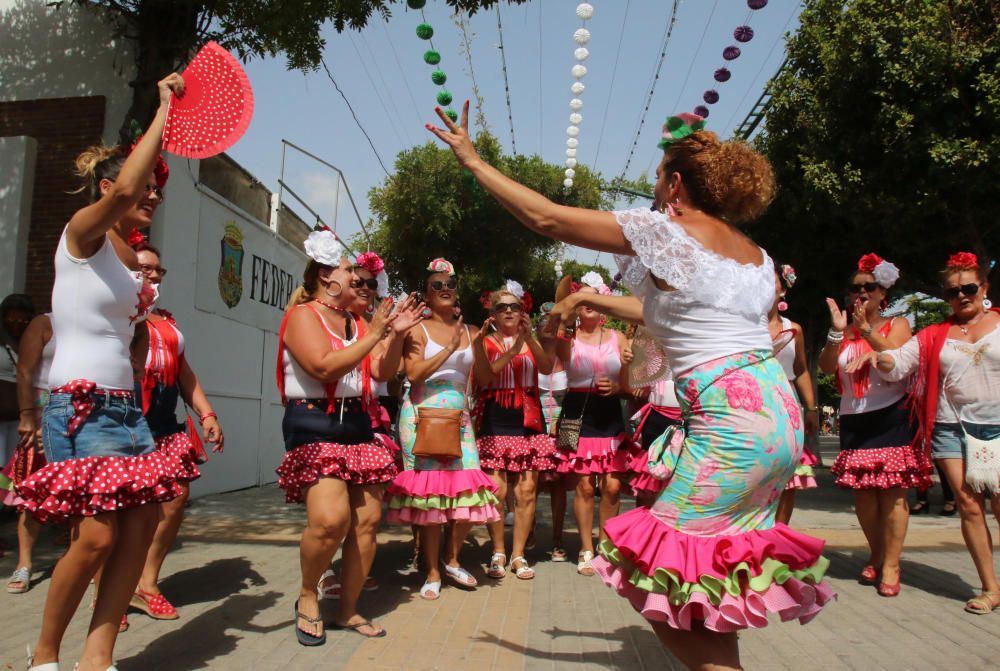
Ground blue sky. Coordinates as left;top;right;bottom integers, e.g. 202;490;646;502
227;0;802;268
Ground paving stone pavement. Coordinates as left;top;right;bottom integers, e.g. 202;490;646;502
2;450;998;671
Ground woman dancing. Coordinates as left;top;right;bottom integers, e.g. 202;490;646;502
476;282;557;580
819;253;926;596
386;258;499;600
276;233;420;644
129;242;224;621
850;252;1000;613
429;104;833;670
18;73;186;671
769;265;820;524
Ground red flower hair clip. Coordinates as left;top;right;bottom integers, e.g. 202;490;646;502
127;229;146;248
857;253;883;273
946;252;979;269
355;251;385;275
522;291;534;314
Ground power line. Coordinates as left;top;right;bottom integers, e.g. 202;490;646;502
379;20;425;131
724;2;801;134
347;34;407;147
359;30;417;144
620;0;681;178
664;0;720;119
320;58;390;177
496;5;518;155
593;0;631;167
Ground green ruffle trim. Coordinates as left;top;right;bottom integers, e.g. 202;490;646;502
0;472;14;493
387;487;499;511
598;538;830;607
793;463;815;477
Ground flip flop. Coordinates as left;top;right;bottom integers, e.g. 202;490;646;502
441;563;478;589
419;580;441;600
294;599;326;646
332;619;387;638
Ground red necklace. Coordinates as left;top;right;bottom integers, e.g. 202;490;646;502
314;298;346;313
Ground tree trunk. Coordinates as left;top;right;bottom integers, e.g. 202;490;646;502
116;0;205;143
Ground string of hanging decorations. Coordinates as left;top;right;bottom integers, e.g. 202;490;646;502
692;0;768;119
408;0;459;123
564;2;594;189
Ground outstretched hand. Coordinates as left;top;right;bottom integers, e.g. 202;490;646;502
426;101;480;169
391;293;426;334
825;298;848;332
843;351;878;374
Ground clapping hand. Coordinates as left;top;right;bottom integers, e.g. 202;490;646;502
825;298;848;332
391;293;426;335
370;298;399;338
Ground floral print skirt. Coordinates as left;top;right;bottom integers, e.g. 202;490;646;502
593;350;835;632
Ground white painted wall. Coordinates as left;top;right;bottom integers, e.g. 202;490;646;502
0;136;35;296
0;0;135;142
1;1;307;495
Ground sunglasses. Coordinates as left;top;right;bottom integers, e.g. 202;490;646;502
943;283;981;301
144;183;165;200
139;263;168;277
492;302;522;314
429;279;458;292
847;282;879;294
351;278;379;290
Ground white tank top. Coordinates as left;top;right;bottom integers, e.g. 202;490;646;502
48;231;146;390
775;317;797;381
33;316;56;391
283;305;363;399
539;370;568;393
838;346;905;415
421;322;473;386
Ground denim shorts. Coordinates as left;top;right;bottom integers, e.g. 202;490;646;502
42;392;156;463
931;422;1000;460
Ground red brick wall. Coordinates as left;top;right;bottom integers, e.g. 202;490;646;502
0;96;106;312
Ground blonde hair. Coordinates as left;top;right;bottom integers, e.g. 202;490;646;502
489;289;520;310
74;145;127;202
664;131;776;224
286;259;324;309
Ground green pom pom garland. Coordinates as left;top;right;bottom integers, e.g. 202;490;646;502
445;108;458;122
431;69;447;85
416;22;434;40
436;90;453;106
423;50;441;65
406;0;426;9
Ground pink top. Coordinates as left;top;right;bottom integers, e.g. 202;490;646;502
566;330;622;388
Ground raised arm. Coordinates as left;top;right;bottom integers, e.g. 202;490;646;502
67;74;184;258
428;101;632;255
547;293;644;334
371;295;425;382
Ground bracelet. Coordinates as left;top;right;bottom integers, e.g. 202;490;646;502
859;325;873;338
804;407;819;413
199;412;217;424
826;329;844;344
18;408;34;414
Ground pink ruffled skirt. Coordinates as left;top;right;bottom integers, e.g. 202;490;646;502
785;445;818;491
593;350;835;631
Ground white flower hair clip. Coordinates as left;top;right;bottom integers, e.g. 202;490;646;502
303;230;345;267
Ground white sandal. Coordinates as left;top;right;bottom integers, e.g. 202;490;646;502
8;566;31;594
317;569;340;600
442;563;478;589
419;580;441;600
27;644;59;671
577;550;595;576
509;556;535;580
487;552;507;579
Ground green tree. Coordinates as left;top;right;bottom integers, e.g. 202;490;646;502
75;0;529;138
750;0;999;351
364;132;649;324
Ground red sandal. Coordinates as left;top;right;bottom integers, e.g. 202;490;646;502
131;587;179;620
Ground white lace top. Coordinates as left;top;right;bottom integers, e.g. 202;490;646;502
614;208;775;376
880;323;1000;425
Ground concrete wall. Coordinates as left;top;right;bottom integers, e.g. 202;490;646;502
0;136;35;297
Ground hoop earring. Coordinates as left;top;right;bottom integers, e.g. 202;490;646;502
984;298;993;310
325;279;343;299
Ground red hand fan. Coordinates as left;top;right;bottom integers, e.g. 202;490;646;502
162;41;254;159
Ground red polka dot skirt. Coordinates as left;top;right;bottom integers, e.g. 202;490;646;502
156;431;202;483
477;434;561;473
830;445;932;490
14;451;185;523
276;435;399;503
